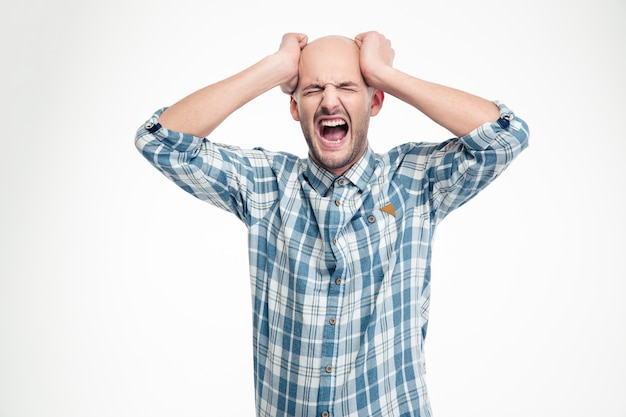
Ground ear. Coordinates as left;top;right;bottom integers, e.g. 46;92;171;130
370;90;384;117
289;96;300;121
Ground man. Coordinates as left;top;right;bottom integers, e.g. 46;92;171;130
135;31;529;417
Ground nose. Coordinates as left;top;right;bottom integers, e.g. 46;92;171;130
321;86;341;113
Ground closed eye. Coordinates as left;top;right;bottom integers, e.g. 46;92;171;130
337;82;359;92
301;82;360;96
302;87;324;96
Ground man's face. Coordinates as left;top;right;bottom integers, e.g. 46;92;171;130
290;36;383;177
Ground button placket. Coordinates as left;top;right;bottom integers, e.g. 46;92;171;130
317;181;350;411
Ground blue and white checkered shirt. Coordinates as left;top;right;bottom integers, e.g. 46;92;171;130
135;102;529;417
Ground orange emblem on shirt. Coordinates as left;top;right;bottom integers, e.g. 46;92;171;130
380;203;396;217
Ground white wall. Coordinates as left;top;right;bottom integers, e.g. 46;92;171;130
1;0;624;416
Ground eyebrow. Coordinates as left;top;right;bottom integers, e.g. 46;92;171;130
302;81;360;91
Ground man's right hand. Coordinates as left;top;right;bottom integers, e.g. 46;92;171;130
159;32;308;137
277;33;308;95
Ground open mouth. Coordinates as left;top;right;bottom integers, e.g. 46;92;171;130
318;118;349;143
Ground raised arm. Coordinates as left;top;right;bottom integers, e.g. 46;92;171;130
354;31;499;137
158;33;308;138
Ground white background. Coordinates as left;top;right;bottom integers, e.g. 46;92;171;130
1;0;625;416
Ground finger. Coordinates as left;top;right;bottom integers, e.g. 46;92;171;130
283;33;308;48
354;32;369;48
297;34;308;49
354;31;380;44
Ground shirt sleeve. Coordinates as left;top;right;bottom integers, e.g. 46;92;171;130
134;108;283;225
425;102;530;223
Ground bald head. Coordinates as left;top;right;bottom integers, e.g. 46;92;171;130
302;35;358;56
295;35;366;96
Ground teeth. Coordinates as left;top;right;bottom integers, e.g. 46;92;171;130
321;119;346;127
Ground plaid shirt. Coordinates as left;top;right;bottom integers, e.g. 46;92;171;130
135;102;529;417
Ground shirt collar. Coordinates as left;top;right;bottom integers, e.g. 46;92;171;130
305;147;376;196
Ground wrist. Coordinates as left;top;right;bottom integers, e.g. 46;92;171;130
264;52;298;95
363;64;395;91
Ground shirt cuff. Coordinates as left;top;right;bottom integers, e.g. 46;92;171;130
460;101;523;150
139;107;204;153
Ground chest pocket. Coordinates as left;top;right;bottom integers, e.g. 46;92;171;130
347;203;399;281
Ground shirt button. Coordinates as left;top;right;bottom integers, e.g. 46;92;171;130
335;278;342;285
338;179;346;186
322;412;329;417
332;238;337;245
325;365;333;373
335;200;341;207
145;121;154;129
329;317;337;325
368;215;376;223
